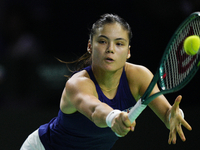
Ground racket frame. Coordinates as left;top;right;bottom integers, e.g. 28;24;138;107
127;12;200;123
141;12;200;105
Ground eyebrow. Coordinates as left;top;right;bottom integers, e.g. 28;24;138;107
98;35;127;42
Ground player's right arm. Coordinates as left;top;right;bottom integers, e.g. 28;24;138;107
60;70;134;136
60;70;112;127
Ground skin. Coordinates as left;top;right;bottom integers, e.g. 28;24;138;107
60;22;192;143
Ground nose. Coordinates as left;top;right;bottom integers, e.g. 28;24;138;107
106;42;114;53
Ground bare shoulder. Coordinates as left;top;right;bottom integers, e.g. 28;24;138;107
124;62;154;100
66;70;95;91
60;70;97;114
125;62;153;80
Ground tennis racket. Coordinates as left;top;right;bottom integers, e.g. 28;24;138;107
128;12;200;123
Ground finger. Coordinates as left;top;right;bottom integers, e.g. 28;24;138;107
130;121;136;131
113;127;128;137
115;124;129;137
122;114;136;132
177;125;186;142
180;119;192;131
168;131;172;144
174;95;182;108
172;134;177;144
168;124;175;144
120;113;131;133
171;128;177;144
168;129;174;144
112;113;130;136
121;112;132;127
168;127;177;144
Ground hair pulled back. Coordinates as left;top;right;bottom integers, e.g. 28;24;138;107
59;14;132;76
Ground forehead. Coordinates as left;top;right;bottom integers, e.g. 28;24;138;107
94;23;129;39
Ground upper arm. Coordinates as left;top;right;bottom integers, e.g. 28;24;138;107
64;74;99;119
60;71;113;126
126;63;171;124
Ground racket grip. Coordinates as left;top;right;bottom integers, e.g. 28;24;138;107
115;99;147;137
128;98;147;123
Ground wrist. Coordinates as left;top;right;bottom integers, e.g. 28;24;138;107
168;108;184;122
106;110;121;127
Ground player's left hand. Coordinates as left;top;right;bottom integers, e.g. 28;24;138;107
168;95;192;144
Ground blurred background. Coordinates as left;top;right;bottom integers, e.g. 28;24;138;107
0;0;200;149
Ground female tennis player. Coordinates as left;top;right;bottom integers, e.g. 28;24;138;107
20;14;192;150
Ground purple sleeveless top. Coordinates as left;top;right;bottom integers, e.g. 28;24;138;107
39;66;136;150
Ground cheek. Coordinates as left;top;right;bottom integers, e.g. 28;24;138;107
118;50;129;59
92;48;100;57
93;45;104;56
92;48;103;61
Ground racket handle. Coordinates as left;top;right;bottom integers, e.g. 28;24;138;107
128;98;147;123
115;99;147;137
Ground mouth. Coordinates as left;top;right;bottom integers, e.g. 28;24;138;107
105;57;114;62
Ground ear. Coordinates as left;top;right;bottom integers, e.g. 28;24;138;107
87;40;92;54
127;46;131;59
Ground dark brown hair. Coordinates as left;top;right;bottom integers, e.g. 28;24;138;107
60;13;132;77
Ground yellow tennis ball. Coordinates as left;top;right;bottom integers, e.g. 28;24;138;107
184;35;200;55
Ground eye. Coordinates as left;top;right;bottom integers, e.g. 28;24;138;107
116;42;124;46
98;40;107;44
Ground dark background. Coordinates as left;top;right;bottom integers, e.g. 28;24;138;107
0;0;200;149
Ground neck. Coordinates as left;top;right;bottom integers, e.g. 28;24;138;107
92;66;123;91
99;82;119;92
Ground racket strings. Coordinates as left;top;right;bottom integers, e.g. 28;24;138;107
160;17;200;90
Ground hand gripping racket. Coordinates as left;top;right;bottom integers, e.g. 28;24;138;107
128;12;200;123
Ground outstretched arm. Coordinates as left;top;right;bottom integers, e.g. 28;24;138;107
61;71;136;137
125;63;192;144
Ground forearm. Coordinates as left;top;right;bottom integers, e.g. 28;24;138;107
91;103;113;128
148;95;172;128
165;109;171;129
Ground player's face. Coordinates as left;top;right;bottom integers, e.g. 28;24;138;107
88;23;131;71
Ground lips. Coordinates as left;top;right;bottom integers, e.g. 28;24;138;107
106;58;113;61
105;57;114;62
